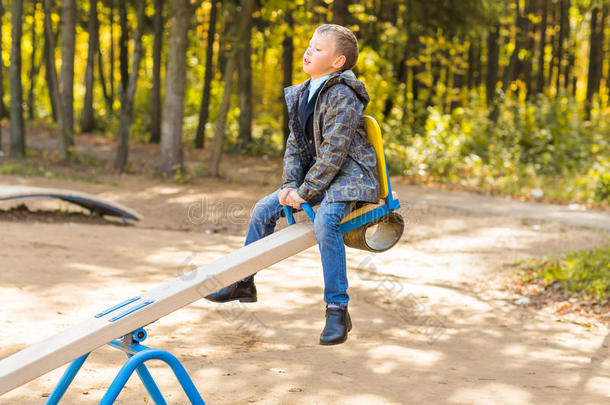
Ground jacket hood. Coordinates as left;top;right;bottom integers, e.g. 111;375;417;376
325;70;370;107
284;69;370;113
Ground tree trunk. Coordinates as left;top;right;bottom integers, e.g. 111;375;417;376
208;0;254;177
10;0;25;156
467;39;481;91
237;1;253;147
97;40;111;114
43;2;58;123
535;0;549;94
281;9;294;152
502;0;526;93
150;0;165;144
115;0;145;172
597;5;607;103
520;0;535;98
216;1;235;80
27;0;38;120
0;0;7;120
81;0;99;132
556;0;569;92
43;0;70;160
60;0;75;137
450;43;465;111
486;25;500;107
332;0;349;25
109;0;115;110
96;0;111;115
208;58;235;177
119;0;129;94
585;7;601;119
546;0;559;89
195;0;217;149
487;24;501;122
159;0;191;176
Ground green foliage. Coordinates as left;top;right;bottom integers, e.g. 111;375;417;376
521;244;610;302
0;161;104;184
384;93;610;205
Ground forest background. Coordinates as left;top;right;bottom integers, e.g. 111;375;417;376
0;0;609;206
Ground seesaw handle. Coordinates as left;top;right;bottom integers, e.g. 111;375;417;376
282;203;315;225
283;205;295;225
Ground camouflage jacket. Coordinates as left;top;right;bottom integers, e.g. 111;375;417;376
282;70;380;204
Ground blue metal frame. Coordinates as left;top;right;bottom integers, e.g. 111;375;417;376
282;157;400;233
45;328;205;405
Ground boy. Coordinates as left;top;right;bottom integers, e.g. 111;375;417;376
207;24;379;345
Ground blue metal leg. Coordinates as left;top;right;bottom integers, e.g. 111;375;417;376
283;205;295;225
45;353;90;405
100;348;205;405
132;357;167;405
301;203;315;222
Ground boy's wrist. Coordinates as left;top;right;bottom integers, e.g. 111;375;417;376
296;184;316;202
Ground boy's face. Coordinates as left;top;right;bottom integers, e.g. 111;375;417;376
303;32;346;80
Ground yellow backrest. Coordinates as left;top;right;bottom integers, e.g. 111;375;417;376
364;115;389;199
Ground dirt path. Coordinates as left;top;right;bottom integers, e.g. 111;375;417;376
0;172;608;404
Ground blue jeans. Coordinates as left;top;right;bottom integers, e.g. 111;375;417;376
244;188;354;307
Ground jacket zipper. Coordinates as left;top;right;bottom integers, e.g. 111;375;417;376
312;73;339;157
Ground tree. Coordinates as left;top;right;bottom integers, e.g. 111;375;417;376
585;6;603;119
81;0;99;132
487;24;500;122
149;0;165;144
195;0;218;149
27;0;40;120
535;0;549;95
10;0;25;156
237;0;254;147
281;9;294;151
118;0;129;94
43;0;70;160
501;0;528;93
0;0;6;120
486;24;500;107
332;0;350;25
43;0;58;123
467;39;481;91
159;0;191;175
60;0;76;136
556;0;570;91
208;0;254;177
109;0;116;111
115;0;145;172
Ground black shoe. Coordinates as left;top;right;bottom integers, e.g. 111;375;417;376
319;307;352;345
205;278;257;303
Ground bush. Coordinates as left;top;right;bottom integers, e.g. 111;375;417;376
385;94;610;205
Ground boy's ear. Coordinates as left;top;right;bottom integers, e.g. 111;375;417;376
332;55;347;70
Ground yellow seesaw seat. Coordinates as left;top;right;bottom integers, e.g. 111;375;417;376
341;115;396;224
339;115;404;252
364;115;389;199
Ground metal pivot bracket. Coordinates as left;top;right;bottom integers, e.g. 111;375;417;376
45;328;205;405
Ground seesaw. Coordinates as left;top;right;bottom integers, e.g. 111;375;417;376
0;186;143;222
0;116;404;403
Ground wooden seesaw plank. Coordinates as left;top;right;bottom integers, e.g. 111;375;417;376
0;222;316;395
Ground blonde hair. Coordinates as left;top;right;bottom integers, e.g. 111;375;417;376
315;24;359;71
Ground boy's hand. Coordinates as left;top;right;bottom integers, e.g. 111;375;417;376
278;188;291;206
286;189;307;209
279;188;306;209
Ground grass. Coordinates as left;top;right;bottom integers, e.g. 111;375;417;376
520;244;610;303
0;161;111;185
